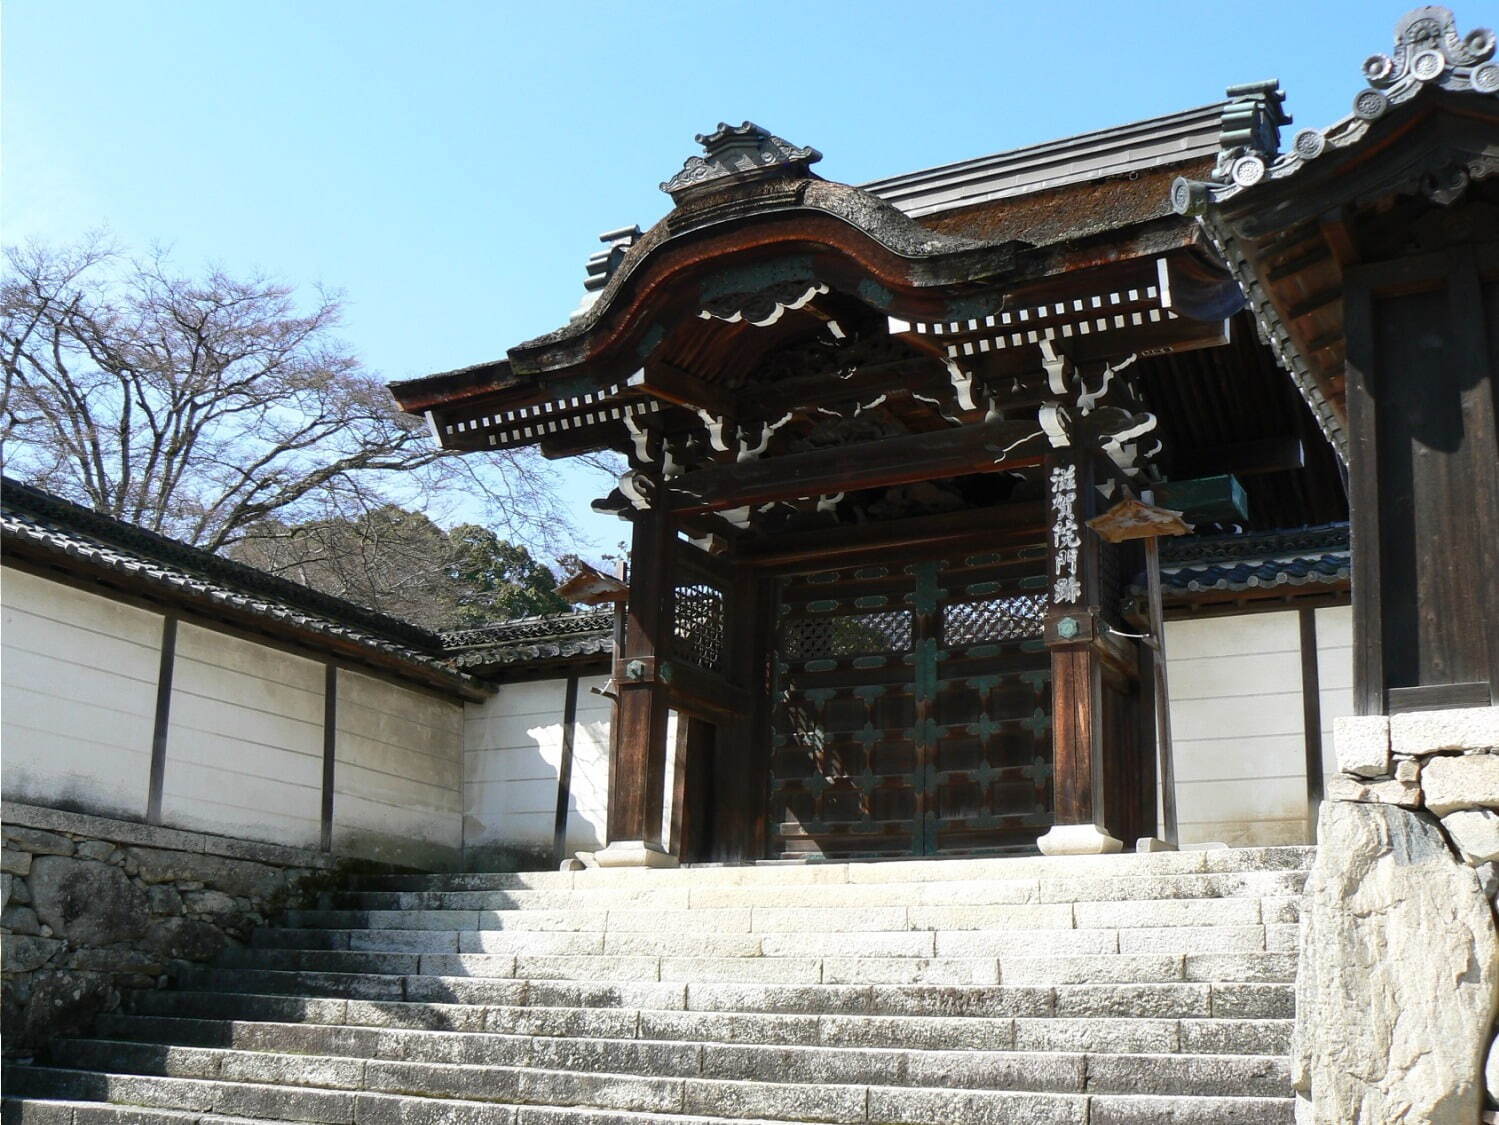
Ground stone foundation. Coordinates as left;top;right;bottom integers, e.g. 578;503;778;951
1;801;339;1053
1295;707;1499;1123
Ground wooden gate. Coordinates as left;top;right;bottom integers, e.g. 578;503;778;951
767;544;1054;859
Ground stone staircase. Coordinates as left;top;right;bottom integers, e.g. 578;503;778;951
3;846;1312;1125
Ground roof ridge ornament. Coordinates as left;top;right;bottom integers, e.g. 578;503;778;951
660;121;823;203
1173;5;1497;217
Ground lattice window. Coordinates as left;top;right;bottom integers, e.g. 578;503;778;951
943;593;1045;646
673;583;724;672
782;610;913;660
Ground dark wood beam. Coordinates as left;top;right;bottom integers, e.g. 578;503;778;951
668;418;1047;516
1173;437;1305;480
632;360;734;417
738;503;1046;569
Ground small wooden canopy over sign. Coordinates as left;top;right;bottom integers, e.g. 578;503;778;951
1087;497;1193;543
558;562;630;606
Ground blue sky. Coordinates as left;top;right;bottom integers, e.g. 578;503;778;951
2;0;1458;557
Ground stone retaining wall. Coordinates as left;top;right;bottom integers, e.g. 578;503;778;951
0;801;339;1053
1295;706;1499;1124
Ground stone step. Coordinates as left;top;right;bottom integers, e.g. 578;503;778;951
347;847;1315;893
212;946;1297;987
254;922;1300;958
46;1033;1293;1101
1;1065;1295;1125
1;1100;314;1125
165;966;1295;1019
112;998;1291;1056
318;870;1307;912
244;928;1298;976
0;1092;1295;1125
281;896;1297;934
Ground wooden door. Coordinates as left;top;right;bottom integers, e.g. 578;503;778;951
767;544;1053;859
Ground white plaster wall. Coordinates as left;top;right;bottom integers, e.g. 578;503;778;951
1166;607;1354;847
463;673;612;864
1;568;162;819
161;623;324;849
333;669;463;868
1314;605;1356;817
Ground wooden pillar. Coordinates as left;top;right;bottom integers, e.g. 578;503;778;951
1036;449;1126;855
598;488;678;867
1344;244;1499;715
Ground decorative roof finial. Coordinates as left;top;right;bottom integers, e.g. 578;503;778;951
1362;6;1497;97
1172;4;1497;216
660;122;823;203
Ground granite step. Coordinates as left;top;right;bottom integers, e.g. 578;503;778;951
165;963;1296;1019
251;922;1301;958
280;895;1297;934
1;1092;1295;1125
345;846;1315;893
316;869;1307;911
109;999;1292;1056
44;1035;1292;1099
4;1057;1295;1124
210;946;1297;987
4;848;1311;1125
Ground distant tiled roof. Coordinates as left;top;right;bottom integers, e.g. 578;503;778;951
0;477;485;695
442;609;614;669
863;102;1225;220
1146;523;1350;596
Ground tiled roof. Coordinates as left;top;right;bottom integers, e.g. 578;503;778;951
1146;523;1350;596
442;609;614;669
863;102;1225;220
0;478;485;694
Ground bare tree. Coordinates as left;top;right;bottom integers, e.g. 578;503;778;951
1;238;567;552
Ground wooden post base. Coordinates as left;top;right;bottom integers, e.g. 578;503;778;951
1036;823;1124;856
593;840;680;868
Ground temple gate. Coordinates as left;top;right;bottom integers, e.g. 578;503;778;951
392;116;1341;865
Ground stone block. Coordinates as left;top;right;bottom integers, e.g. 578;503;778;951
1014;1016;1177;1054
1395;758;1421;783
1000;954;1183;986
1391;706;1499;756
2;904;41;936
2;827;74;858
1054;982;1210;1019
1487;1033;1499;1108
1334;715;1391;778
1324;774;1421;807
145;916;227;961
127;848;285;900
685;1076;864;1123
1086;1051;1291;1098
2;934;61;972
1;850;32;876
29;856;147;947
1423;753;1499;815
73;841;115;862
816;1013;1015;1050
1477;862;1499;900
868;1086;1090;1124
1440;809;1499;865
1090;1094;1295;1124
363;1093;517;1125
182;889;237;915
1295;799;1498;1123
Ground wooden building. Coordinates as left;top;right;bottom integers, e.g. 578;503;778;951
391;7;1497;867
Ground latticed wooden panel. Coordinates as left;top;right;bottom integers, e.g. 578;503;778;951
768;546;1052;860
671;582;725;673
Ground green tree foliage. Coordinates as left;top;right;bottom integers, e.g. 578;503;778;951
233;505;570;631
